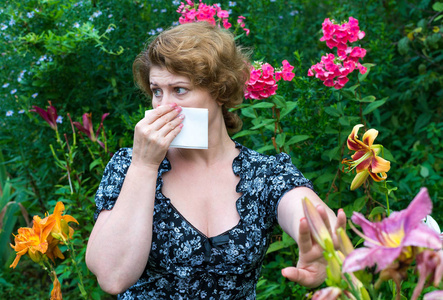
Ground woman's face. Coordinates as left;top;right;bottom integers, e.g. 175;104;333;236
149;66;219;112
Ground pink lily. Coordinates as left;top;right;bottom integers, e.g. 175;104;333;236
31;101;59;130
411;249;443;300
73;112;109;148
424;290;443;300
343;188;442;273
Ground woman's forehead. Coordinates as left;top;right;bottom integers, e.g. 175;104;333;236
149;66;191;85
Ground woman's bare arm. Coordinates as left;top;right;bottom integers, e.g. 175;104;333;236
85;104;184;294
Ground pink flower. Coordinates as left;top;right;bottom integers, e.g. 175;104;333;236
245;63;278;100
237;15;250;35
31;101;60;130
275;60;295;81
312;287;342;300
73;112;109;148
424;290;443;300
343;188;442;273
411;249;443;300
217;10;229;18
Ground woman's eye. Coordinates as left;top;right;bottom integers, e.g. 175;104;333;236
152;89;162;97
175;87;187;95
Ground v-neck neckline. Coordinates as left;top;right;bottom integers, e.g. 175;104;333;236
157;141;245;240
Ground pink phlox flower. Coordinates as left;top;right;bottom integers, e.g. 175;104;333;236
343;188;442;273
244;63;278;100
237;15;250;35
222;19;231;29
31;101;59;130
217;9;229;18
320;17;365;50
73;112;109;148
280;60;295;81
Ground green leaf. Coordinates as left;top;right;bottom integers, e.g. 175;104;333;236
414;113;432;133
339;116;350;126
286;135;310;146
382;147;396;163
256;144;275;153
420;165;429;178
280;101;298;119
231;130;260;139
275;133;286;148
272;94;287;109
250;102;275;109
355;95;376;103
89;158;102;171
369;206;386;219
433;2;443;12
240;107;256;118
353;196;367;212
250;119;275;130
324;106;342;117
362;98;387;115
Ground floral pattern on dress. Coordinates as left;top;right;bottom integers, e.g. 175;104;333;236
94;141;314;299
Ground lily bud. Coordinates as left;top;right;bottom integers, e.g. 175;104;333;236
324;252;342;286
337;227;354;256
302;197;333;252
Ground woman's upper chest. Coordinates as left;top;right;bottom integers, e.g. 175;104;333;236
161;161;242;238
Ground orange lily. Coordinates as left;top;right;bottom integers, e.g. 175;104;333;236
48;201;79;242
50;270;63;300
46;235;65;263
10;215;55;268
343;124;391;190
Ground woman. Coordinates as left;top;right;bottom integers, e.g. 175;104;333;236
85;22;346;299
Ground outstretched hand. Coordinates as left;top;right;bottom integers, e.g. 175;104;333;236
281;206;347;288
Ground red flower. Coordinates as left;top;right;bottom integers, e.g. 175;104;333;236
31;101;59;130
73;112;109;148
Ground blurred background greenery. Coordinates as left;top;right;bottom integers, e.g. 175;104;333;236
0;0;441;299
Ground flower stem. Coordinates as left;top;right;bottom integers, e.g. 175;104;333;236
64;238;88;299
384;180;390;217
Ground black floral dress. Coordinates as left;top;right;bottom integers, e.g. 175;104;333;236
94;141;314;299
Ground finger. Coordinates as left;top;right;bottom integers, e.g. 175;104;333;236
157;113;185;137
281;267;320;288
144;103;180;126
317;205;332;234
298;217;313;254
161;122;184;145
335;208;347;231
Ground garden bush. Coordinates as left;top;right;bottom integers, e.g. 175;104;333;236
0;0;441;299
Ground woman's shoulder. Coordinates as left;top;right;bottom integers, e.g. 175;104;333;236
234;141;293;167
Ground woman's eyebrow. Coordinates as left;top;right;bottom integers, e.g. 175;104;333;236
150;81;190;86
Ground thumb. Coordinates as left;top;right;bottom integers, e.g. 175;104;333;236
281;267;320;288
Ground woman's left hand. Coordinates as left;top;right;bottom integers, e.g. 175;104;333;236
281;206;347;288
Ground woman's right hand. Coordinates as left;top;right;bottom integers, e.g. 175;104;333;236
132;103;184;169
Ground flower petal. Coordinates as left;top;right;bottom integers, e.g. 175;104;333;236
402;225;442;250
362;128;378;147
347;124;365;151
343;245;402;273
371;155;391;173
402;188;433;231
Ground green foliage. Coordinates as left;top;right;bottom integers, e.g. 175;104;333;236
0;0;441;299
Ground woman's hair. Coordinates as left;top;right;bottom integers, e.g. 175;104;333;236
133;22;250;133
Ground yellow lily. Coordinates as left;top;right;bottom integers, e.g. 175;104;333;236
343;124;391;190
